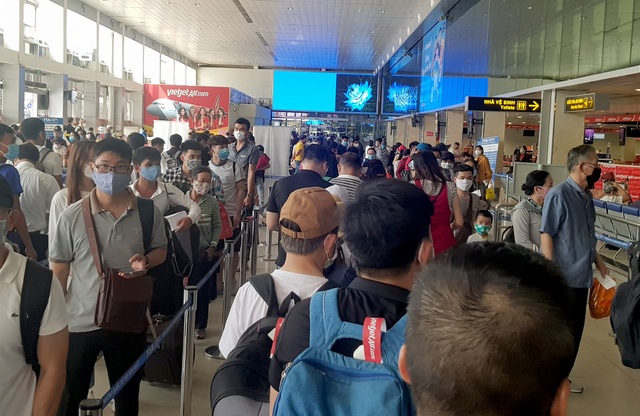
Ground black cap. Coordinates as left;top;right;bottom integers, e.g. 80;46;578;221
54;125;62;131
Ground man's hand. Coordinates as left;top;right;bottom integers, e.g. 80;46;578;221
596;261;610;280
129;254;148;271
206;246;216;261
233;214;242;229
175;217;193;232
243;194;253;208
25;246;38;260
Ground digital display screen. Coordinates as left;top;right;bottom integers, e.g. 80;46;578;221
584;128;595;144
273;71;337;112
419;20;446;112
335;74;377;113
383;76;420;114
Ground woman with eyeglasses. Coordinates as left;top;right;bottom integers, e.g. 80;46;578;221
410;150;462;254
48;141;96;242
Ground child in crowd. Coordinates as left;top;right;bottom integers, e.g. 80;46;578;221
467;210;494;243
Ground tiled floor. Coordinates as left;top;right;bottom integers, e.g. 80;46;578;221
89;244;640;416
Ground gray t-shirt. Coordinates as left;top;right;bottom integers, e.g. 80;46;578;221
49;190;168;332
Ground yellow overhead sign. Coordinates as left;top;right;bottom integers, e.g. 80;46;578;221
466;97;541;113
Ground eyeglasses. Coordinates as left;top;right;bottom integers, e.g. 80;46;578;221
583;162;601;169
94;164;132;174
0;208;13;220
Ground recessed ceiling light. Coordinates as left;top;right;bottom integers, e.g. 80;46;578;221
528;6;532;10
380;10;385;13
635;88;640;92
358;9;362;12
286;7;292;10
217;25;221;28
371;30;375;34
194;2;200;6
293;28;298;31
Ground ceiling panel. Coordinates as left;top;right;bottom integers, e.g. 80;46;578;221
83;0;436;71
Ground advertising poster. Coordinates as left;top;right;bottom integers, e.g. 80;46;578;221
477;137;500;173
41;117;65;139
419;20;447;112
144;85;231;135
595;164;640;201
383;76;420;114
335;74;377;113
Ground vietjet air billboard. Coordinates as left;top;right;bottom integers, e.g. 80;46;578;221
144;85;231;135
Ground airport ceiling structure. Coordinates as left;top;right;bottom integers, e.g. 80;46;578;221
83;0;454;72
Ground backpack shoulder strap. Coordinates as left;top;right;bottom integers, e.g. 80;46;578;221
39;147;53;162
137;197;154;254
380;315;407;368
309;288;361;349
250;273;280;316
20;259;53;373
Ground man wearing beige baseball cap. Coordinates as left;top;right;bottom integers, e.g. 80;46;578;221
218;187;340;357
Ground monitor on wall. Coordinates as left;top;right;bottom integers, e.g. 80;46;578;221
584;128;595;144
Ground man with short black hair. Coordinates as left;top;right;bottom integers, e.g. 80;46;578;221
127;132;146;151
220;187;339;357
165;133;183;166
267;144;332;268
401;243;573;416
329;152;362;201
230;118;259;207
14;143;60;261
540;144;608;394
0;173;68;416
163;140;224;200
20;118;63;187
150;137;173;174
50;138;168;416
269;179;434;410
64;117;75;135
0;123;37;260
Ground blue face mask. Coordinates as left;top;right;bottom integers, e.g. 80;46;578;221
2;143;19;161
367;155;376;161
475;224;492;236
218;149;230;160
92;171;132;196
140;165;161;182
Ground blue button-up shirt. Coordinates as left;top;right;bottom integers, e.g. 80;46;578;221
540;176;597;288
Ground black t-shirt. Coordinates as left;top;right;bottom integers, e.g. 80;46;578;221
269;277;409;391
266;170;331;267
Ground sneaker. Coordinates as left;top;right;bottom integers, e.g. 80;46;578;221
195;329;206;340
570;381;584;394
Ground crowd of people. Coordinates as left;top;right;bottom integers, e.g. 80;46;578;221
0;114;607;416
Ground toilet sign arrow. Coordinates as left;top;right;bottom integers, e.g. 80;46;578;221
529;101;540;111
466;97;541;113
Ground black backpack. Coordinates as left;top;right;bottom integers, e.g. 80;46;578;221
611;243;640;368
210;275;337;415
20;259;54;376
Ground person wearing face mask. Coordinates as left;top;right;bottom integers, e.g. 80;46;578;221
376;139;390;166
130;146;199;231
440;151;455;181
337;136;349;155
188;166;222;339
218;187;340;358
452;164;488;244
362;147;378;176
467;210;494;242
52;138;68;168
540;144;609;395
474;145;493;189
269;179;435;411
0;173;69;416
512;170;553;251
208;135;247;286
230;118;260;208
0;123;37;260
49;138;168;416
163;139;225;202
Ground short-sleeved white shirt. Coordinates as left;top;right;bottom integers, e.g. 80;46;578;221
209;160;245;215
218;269;328;357
0;244;68;416
35;145;63;176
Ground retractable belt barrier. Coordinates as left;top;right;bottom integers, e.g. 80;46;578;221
79;240;230;416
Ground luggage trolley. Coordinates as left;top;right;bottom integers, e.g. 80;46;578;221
492;203;517;243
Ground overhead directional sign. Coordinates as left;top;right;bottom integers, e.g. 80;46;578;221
466;96;541;113
564;93;609;113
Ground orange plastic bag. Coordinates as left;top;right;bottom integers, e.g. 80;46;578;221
589;277;616;319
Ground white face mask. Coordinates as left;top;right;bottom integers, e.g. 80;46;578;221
441;162;454;169
475;150;482;156
456;178;473;191
234;131;246;141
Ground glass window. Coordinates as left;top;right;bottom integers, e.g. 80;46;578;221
161;54;174;84
144;47;160;84
124;37;143;83
24;1;37;28
34;0;64;62
99;25;114;75
99;85;110;122
0;0;20;50
175;61;186;85
67;10;97;68
113;32;123;79
186;66;196;85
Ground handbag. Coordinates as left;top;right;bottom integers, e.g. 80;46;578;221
82;198;153;333
219;203;234;240
589;276;616;319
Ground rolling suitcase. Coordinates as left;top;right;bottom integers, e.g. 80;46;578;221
143;314;183;386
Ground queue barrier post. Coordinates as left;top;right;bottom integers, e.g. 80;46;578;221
251;207;260;276
239;219;250;288
180;286;198;416
79;399;103;416
221;240;235;331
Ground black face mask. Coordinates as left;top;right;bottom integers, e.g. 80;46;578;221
586;167;602;189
